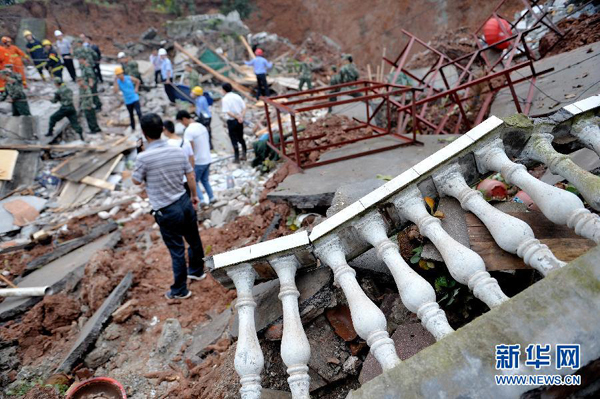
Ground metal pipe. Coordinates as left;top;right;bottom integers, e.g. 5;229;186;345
0;286;53;297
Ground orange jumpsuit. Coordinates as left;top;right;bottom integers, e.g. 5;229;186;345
4;44;27;87
0;46;8;93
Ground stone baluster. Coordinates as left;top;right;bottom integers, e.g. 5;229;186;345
571;116;600;157
354;211;454;341
475;138;600;244
434;165;566;276
314;236;400;370
227;264;264;399
270;256;311;399
523;133;600;211
392;186;508;308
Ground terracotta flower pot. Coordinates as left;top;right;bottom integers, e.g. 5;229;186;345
514;190;539;211
477;178;508;199
66;377;127;399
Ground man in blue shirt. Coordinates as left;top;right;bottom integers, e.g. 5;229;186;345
191;86;213;150
244;48;272;99
159;48;176;103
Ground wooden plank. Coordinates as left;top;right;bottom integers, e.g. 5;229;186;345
0;144;106;152
196;37;246;76
466;211;596;271
175;42;254;101
239;35;255;60
53;141;132;182
80;176;116;191
0;150;19;181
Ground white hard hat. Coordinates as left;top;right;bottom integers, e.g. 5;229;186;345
158;48;167;56
117;52;126;59
54;30;63;37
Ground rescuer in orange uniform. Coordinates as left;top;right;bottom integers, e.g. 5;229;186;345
2;36;28;87
0;43;8;94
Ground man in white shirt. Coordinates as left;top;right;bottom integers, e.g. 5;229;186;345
177;110;215;205
221;83;247;164
163;120;195;194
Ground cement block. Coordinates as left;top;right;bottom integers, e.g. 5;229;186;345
185;308;232;364
55;271;133;373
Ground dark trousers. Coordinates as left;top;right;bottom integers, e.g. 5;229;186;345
83;109;101;133
226;119;247;161
62;56;76;81
50;67;63;81
92;82;102;110
34;63;46;81
255;73;268;98
12;100;31;116
154;194;205;296
93;64;103;83
49;105;82;136
197;115;213;149
126;100;142;130
154;70;161;85
164;81;176;103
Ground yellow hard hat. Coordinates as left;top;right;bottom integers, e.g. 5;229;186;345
114;66;124;75
192;86;203;96
42;39;52;46
23;30;32;37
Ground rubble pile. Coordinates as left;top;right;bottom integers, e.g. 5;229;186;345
539;12;600;57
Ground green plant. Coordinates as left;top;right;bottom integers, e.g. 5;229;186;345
409;245;423;264
221;0;253;19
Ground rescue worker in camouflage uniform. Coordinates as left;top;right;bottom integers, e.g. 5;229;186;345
297;56;313;91
78;56;102;111
328;65;342;111
339;54;359;84
77;76;101;134
43;40;64;81
72;38;98;72
0;68;31;116
184;63;200;90
46;77;83;139
118;52;143;85
23;30;46;81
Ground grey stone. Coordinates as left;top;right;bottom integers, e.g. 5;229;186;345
349;246;600;398
0;195;47;234
140;27;157;41
328;178;385;216
343;356;362;375
262;388;292;399
348;244;392;275
230;267;333;338
184;308;232;364
422;197;469;262
0;232;121;321
55;271;133;373
306;315;350;387
541;148;600;186
156;318;184;360
358;323;436;385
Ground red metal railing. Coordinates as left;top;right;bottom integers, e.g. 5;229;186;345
261;81;424;169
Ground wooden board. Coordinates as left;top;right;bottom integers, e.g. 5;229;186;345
80;176;116;191
0;150;19;181
466;211;596;271
53;141;133;182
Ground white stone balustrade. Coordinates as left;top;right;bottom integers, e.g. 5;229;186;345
571;116;600;158
227;264;264;399
523;133;600;211
270;256;311;399
314;236;400;370
392;186;509;308
475;138;600;244
354;211;454;340
434;165;566;276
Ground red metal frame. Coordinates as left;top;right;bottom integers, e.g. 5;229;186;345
262;81;424;169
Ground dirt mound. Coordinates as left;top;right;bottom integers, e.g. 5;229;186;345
0;294;80;365
406;27;480;69
539;13;600;58
22;385;60;399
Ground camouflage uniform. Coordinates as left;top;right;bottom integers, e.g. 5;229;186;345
125;60;142;83
328;66;342;108
73;44;98;68
47;81;83;138
339;62;359;83
297;61;313;91
0;70;31;116
81;63;102;110
79;85;101;133
187;69;200;90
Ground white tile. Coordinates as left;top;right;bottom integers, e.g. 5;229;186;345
412;135;475;176
213;246;252;269
572;95;600;113
249;231;310;259
309;201;366;242
359;168;420;208
465;116;504;142
564;103;584;115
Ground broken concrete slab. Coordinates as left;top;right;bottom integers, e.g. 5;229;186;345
306;315;350;390
230;267;333;338
358;322;436;385
262;388;292;398
184;308;232;364
55;271;133;373
541;148;600;186
0;231;120;321
268;135;463;209
348;243;392;275
422;197;470;262
0;196;47;234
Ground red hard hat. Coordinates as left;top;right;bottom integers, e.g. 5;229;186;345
255;48;263;56
483;18;513;50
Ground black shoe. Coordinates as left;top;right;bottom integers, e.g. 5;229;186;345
165;290;192;300
45;132;53;137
